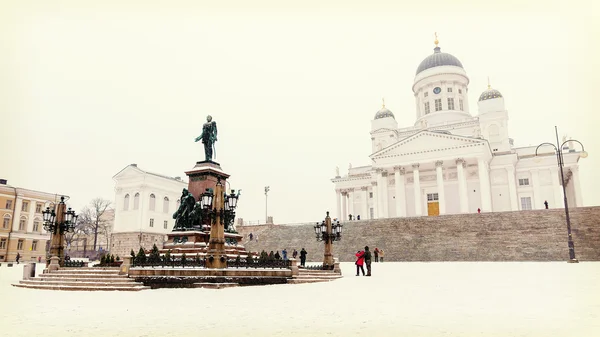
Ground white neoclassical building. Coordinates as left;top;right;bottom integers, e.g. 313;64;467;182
332;39;587;220
110;164;187;256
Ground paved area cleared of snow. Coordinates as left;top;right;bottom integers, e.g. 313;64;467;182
1;262;599;336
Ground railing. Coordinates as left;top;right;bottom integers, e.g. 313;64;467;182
132;256;292;269
63;260;87;268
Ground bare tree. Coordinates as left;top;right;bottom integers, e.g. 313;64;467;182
85;198;112;251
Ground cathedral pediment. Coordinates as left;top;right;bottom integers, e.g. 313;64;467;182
370;131;487;160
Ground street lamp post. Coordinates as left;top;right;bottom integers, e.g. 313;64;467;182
264;186;270;224
200;179;240;269
42;196;78;267
313;211;343;270
535;126;587;263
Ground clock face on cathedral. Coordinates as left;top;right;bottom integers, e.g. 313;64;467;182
433;87;441;94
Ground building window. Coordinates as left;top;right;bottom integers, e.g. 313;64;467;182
19;217;26;231
447;87;453;93
134;193;140;210
458;89;462;94
32;240;38;251
33;220;40;232
5;200;12;210
22;201;29;212
35;203;42;213
149;218;154;227
17;239;24;250
427;193;439;201
0;238;6;249
424;102;430;114
149;194;156;211
163;197;169;213
2;215;10;228
424;92;428;97
434;99;442;111
518;178;530;186
369;208;374;219
520;197;532;210
164;220;168;229
369;192;373;198
124;194;130;210
459;99;464;111
447;98;455;110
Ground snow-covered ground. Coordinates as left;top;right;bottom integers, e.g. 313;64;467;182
1;262;599;337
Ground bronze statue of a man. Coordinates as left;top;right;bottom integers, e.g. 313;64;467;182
194;115;218;162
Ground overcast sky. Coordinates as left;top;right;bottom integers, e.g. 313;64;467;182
1;0;599;224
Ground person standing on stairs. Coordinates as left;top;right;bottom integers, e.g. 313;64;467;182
300;248;307;267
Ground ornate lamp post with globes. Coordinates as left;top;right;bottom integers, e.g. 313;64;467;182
535;126;587;263
314;211;343;270
42;196;78;267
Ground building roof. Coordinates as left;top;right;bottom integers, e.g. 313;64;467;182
478;87;503;101
416;46;464;75
112;164;187;183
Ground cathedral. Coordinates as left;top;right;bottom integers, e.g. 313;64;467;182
331;37;587;220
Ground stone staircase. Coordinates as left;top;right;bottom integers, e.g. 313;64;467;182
288;268;343;284
12;267;149;291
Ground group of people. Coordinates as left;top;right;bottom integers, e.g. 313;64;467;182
257;248;308;266
355;246;385;276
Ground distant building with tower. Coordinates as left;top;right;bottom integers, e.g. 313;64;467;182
332;37;586;220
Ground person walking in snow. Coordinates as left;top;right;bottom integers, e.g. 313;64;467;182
355;250;365;276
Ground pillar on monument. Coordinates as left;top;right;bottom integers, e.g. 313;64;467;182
478;158;492;212
435;161;446;215
506;166;519;211
394;166;406;217
371;181;378;219
412;164;422;216
361;186;369;220
456;158;469;213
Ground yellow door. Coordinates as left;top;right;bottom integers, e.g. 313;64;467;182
427;202;440;216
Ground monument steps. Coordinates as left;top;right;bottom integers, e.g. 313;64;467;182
287;278;332;284
192;282;239;289
13;267;149;291
288;268;342;284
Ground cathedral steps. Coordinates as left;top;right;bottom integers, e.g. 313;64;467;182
288;268;342;284
12;267;149;291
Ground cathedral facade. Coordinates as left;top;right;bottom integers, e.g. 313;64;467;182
332;39;586;220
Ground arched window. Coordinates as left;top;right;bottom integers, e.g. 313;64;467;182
19;216;27;231
489;124;500;136
33;217;42;232
124;194;130;210
163;197;169;213
133;193;140;210
149;194;156;211
2;214;11;229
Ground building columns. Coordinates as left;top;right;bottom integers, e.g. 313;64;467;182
456;158;469;213
347;188;354;219
550;167;562;209
571;166;583;207
478;158;492;212
394;166;406;217
361;187;369;220
506;166;519;211
335;189;342;220
435;161;446;215
531;169;541;210
371;182;378;219
412;164;422;216
380;171;389;218
341;191;348;221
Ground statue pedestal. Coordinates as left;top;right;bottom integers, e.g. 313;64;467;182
185;161;230;200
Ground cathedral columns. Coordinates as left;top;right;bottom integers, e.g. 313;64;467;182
478;158;492;212
371;181;378;219
456;158;469;213
571;166;583;207
506;166;519;211
341;190;347;221
412;164;422;216
361;187;369;219
531;169;541;210
550;167;562;209
347;188;354;219
394;166;406;217
435;161;446;215
336;189;342;220
380;171;389;218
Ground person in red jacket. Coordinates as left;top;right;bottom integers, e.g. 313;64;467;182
355;250;365;276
